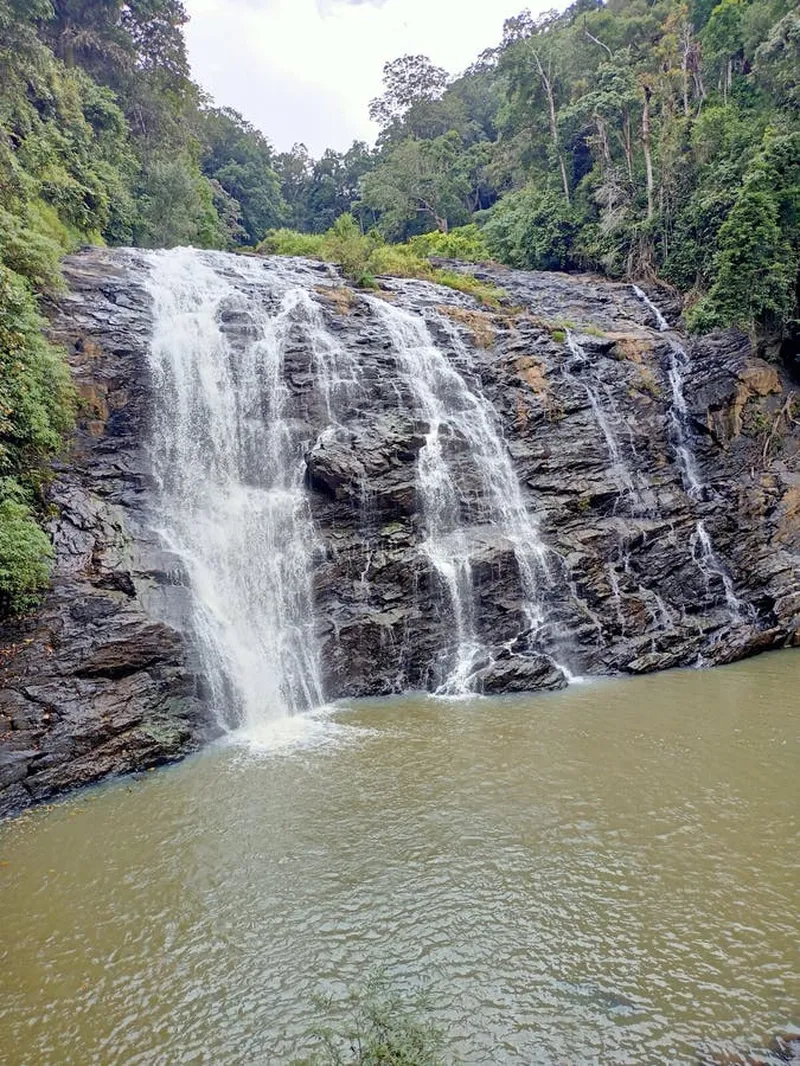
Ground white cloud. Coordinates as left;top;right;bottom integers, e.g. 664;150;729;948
184;0;555;155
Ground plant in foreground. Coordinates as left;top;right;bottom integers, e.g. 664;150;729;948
292;974;456;1066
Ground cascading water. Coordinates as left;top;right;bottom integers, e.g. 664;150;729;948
631;284;746;621
144;248;332;736
368;296;557;694
632;284;669;332
562;328;667;634
563;330;653;514
665;340;705;499
139;252;748;724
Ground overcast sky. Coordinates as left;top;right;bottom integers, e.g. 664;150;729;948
183;0;552;156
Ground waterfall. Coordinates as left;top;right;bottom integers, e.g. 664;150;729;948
630;285;746;621
368;296;557;694
632;284;669;332
692;521;744;614
139;250;751;724
563;330;654;515
144;248;329;735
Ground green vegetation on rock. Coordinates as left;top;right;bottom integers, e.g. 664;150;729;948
258;216;505;306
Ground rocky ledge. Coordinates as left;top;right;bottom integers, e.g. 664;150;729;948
1;248;798;816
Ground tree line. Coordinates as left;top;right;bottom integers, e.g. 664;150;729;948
289;0;798;347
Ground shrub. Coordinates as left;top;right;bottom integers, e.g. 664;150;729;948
406;224;489;263
293;976;453;1066
686;182;795;334
483;186;580;271
259;229;327;258
0;496;53;614
431;269;505;308
369;242;433;279
0;207;65;292
321;214;382;285
0;268;73;616
0;268;74;473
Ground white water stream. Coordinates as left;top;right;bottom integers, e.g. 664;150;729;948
630;285;746;619
145;249;330;737
369;297;555;694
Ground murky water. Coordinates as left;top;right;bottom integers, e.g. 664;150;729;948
1;654;798;1065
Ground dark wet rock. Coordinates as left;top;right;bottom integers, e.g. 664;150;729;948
1;248;799;817
0;249;215;818
473;653;568;694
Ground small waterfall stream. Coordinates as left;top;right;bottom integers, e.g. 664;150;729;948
369;297;556;693
630;285;746;620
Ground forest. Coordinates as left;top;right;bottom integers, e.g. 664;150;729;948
0;0;798;613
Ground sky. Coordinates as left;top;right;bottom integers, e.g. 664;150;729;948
183;0;552;156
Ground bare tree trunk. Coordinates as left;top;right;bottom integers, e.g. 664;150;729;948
583;19;612;59
680;23;692;117
623;113;634;182
681;57;690;116
596;114;611;168
641;85;655;220
530;46;570;204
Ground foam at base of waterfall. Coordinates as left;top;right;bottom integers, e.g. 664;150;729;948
230;708;339;752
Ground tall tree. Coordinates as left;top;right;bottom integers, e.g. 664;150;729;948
361;132;470;237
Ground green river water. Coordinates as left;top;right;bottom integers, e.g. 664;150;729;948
1;653;798;1065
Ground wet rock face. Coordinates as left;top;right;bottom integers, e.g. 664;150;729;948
0;250;213;818
309;266;799;698
1;248;799;816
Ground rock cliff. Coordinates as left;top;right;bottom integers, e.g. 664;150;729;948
1;248;798;816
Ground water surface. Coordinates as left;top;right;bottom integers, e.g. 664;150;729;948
1;654;798;1065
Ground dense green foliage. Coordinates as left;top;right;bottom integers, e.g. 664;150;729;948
0;263;73;614
282;0;799;349
0;0;290;613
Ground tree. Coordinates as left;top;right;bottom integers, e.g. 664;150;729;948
483;184;579;270
369;55;449;130
274;143;314;230
687;182;794;331
361;132;470;237
498;10;573;203
198;106;285;244
134;153;225;248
